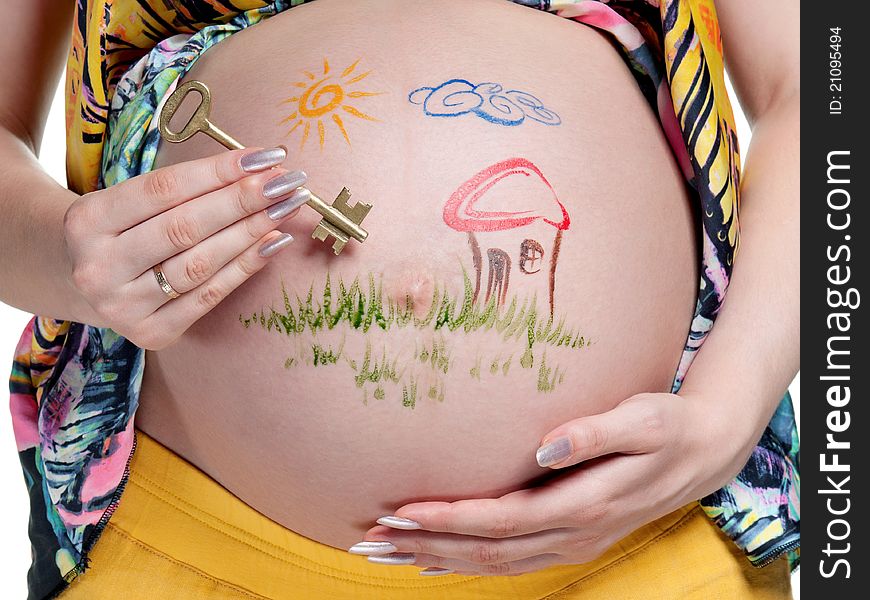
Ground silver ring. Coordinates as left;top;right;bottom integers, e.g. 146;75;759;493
153;262;181;299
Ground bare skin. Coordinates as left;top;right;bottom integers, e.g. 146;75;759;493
134;0;697;550
358;0;800;576
0;0;798;578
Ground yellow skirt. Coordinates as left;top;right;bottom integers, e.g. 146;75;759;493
63;430;792;599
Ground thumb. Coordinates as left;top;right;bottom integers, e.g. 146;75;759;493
535;394;669;468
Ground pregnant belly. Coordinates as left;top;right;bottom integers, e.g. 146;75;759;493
138;0;697;550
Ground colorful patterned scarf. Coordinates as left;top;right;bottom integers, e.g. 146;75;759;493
9;1;799;597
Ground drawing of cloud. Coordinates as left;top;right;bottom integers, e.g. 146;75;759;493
409;79;561;127
408;79;482;116
472;83;526;126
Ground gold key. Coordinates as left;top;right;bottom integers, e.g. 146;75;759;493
158;80;371;255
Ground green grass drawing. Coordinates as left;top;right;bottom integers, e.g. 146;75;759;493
349;340;403;389
312;341;343;366
240;268;589;406
414;337;451;375
240;269;586;351
536;351;566;393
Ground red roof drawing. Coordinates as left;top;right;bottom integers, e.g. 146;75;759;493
443;158;570;233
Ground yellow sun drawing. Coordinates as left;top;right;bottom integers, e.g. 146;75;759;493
279;58;382;151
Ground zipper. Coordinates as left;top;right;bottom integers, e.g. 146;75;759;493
55;430;139;593
752;538;801;569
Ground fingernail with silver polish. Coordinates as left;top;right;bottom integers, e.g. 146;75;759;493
258;232;294;257
367;553;416;565
348;541;398;555
536;437;572;467
266;188;311;221
419;567;455;576
240;147;287;172
377;516;423;530
263;170;308;199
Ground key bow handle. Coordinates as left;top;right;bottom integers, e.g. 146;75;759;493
159;80;213;143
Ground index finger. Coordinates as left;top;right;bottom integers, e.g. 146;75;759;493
102;146;287;233
390;488;557;539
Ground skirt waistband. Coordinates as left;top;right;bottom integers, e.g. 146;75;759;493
111;429;701;598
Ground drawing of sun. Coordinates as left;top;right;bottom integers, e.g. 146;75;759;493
279;58;382;151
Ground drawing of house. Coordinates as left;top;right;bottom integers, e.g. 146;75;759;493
442;158;571;317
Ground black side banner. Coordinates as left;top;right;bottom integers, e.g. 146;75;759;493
803;2;868;597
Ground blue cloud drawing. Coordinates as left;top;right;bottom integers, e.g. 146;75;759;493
408;79;561;127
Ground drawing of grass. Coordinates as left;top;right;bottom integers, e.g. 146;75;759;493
240;268;587;358
536;351;565;393
312;341;343;366
402;377;418;409
414;337;451;375
240;267;588;406
350;340;403;389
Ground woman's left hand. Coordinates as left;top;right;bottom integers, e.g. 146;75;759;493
356;391;753;576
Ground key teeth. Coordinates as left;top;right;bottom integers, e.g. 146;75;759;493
333;187;353;206
353;203;373;223
312;221;349;255
311;187;371;254
333;188;373;225
331;238;348;255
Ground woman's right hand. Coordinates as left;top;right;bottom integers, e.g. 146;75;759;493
62;146;309;350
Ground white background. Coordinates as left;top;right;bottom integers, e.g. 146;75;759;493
0;76;799;597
